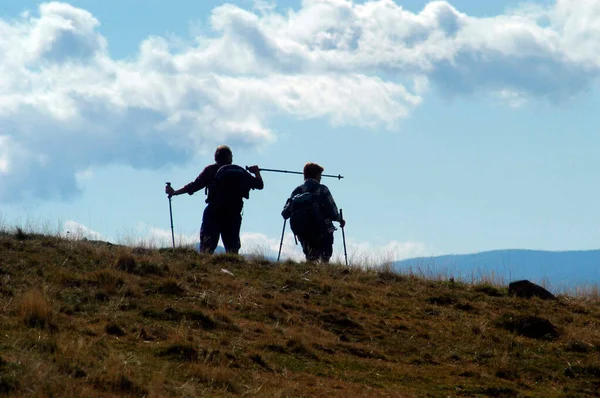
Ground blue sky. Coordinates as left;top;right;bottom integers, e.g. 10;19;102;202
1;0;600;263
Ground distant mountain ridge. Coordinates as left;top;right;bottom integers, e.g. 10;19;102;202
393;249;600;291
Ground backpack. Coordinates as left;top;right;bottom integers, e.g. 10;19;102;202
284;191;327;240
208;165;251;208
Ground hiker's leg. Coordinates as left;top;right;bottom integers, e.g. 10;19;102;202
221;211;242;254
318;234;334;263
300;239;319;262
199;205;219;254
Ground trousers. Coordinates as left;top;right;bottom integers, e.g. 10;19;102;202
299;233;334;263
199;204;242;254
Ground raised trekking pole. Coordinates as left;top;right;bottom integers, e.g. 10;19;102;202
166;182;175;249
277;219;287;263
340;209;348;266
245;166;344;180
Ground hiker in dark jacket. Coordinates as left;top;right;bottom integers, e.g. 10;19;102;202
282;162;345;263
165;145;263;254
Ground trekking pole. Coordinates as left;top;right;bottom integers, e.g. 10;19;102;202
245;166;344;180
277;219;287;263
166;182;175;249
340;209;348;266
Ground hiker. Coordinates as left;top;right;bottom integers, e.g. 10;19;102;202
281;162;345;263
165;145;263;254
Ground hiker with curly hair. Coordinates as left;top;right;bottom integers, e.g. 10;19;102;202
281;162;345;263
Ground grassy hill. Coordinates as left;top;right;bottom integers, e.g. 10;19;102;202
1;229;600;397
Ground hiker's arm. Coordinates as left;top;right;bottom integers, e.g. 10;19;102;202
281;188;300;219
281;197;292;219
166;185;185;197
247;165;264;190
322;186;345;227
167;167;211;197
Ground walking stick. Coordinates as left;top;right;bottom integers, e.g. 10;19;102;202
166;182;175;249
277;219;287;263
340;209;348;266
245;166;344;180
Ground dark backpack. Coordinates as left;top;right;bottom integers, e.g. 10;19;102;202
208;165;251;208
285;191;327;240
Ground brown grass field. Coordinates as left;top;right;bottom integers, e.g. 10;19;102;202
1;228;600;397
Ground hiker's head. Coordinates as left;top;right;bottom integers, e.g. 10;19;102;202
303;162;324;182
214;145;233;165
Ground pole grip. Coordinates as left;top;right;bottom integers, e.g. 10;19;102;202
245;166;264;173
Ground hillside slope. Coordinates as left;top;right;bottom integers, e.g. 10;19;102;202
1;231;600;397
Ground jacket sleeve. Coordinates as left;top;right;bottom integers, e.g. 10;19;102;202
248;173;264;190
321;185;341;222
281;198;292;219
182;165;213;195
281;188;299;219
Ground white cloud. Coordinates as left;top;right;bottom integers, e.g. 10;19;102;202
2;1;600;201
241;232;431;266
62;220;105;240
494;89;528;108
28;2;107;63
127;223;199;248
341;238;431;266
112;224;430;266
74;168;93;185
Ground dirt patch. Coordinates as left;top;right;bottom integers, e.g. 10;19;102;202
496;314;559;340
156;344;199;362
319;313;363;334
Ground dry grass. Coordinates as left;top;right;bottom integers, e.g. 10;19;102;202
2;230;600;397
18;289;54;330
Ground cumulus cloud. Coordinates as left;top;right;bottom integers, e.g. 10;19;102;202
82;222;429;265
244;232;430;265
62;220;105;240
344;238;430;266
121;223;199;248
2;0;600;201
